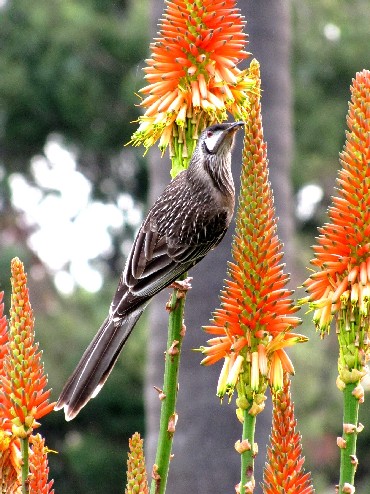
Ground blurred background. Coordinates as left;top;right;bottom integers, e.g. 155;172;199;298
0;0;369;492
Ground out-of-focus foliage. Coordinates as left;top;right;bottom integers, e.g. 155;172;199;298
292;0;370;195
0;0;148;204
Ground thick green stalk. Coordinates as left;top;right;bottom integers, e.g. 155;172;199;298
339;382;360;492
240;407;256;494
150;273;188;494
20;436;29;494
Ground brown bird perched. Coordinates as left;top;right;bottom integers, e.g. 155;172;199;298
55;121;244;420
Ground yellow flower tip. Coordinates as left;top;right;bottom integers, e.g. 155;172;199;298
226;354;244;392
216;356;231;398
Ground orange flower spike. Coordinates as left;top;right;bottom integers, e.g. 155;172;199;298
29;434;54;494
130;0;256;174
263;373;314;494
202;61;305;401
0;258;55;438
302;70;370;349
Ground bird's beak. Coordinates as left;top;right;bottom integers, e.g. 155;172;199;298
213;121;245;154
227;121;245;132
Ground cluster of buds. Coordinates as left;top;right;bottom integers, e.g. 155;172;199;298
130;0;256;175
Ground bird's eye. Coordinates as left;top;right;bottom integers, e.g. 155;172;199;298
207;131;213;138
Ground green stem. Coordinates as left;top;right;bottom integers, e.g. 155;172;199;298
339;382;360;491
150;273;188;494
240;407;257;494
20;436;29;494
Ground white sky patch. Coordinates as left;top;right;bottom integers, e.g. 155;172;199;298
9;134;142;293
323;23;341;42
296;183;324;221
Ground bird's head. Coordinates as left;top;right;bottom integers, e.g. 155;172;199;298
187;121;244;198
200;121;245;158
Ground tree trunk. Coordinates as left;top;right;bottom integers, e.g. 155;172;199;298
145;2;294;493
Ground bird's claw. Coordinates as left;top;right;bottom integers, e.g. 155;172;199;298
170;277;193;293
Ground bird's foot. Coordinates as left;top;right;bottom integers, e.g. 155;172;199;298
170;277;193;294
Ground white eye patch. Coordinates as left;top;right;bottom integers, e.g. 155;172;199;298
204;131;222;153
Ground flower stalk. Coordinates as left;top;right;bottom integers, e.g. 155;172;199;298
239;408;256;494
150;275;188;494
339;384;360;490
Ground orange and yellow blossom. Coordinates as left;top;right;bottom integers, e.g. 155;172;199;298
29;434;54;494
0;258;55;438
201;61;306;410
0;293;22;493
263;373;314;494
302;70;370;384
130;0;256;175
125;432;149;494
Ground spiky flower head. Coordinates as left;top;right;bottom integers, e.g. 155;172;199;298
302;70;370;385
0;258;55;438
130;0;256;176
125;432;149;494
29;434;54;494
263;373;314;494
201;61;306;412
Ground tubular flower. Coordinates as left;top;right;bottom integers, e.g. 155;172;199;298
125;432;149;494
201;61;305;404
0;430;21;493
0;258;55;438
29;434;54;494
302;70;370;383
0;292;7;367
263;373;314;494
130;0;256;174
0;291;10;427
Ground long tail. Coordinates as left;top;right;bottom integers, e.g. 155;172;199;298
55;305;145;421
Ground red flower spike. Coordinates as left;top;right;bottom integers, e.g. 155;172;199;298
0;258;55;438
263;373;314;494
130;0;256;160
28;434;54;494
201;61;305;401
303;70;370;341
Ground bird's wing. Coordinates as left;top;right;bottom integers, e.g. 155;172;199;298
113;209;228;313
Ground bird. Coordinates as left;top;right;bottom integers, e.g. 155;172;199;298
55;121;245;420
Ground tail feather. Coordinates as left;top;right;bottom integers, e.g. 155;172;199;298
55;306;145;420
